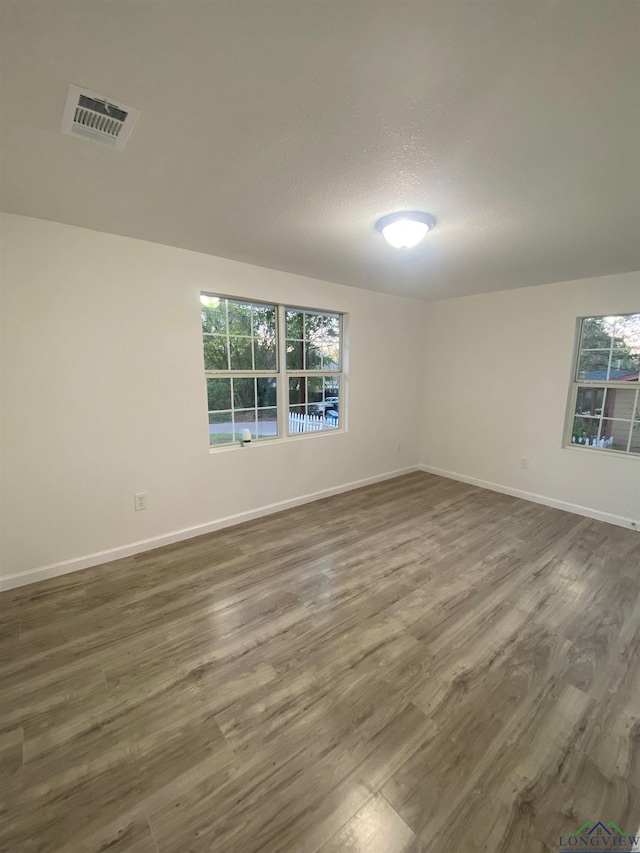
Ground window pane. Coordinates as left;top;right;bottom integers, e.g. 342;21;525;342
234;409;256;435
325;376;340;399
306;376;323;402
257;378;277;407
227;301;252;335
600;419;632;452
571;417;601;446
286;310;303;339
304;311;318;338
252;304;276;336
319;344;339;370
201;296;227;335
609;350;640;381
209;410;234;446
233;377;255;408
253;305;277;370
257;407;278;439
207;378;231;411
289;377;304;404
576;350;610;382
203;336;228;370
229;337;253;370
210;433;234;447
304;311;339;340
580;317;615;350
286;342;304;370
611;314;640;351
325;378;340;423
629;422;640;454
603;387;637;420
289;406;306;433
574;387;604;417
254;339;277;370
324;314;341;339
305;342;322;370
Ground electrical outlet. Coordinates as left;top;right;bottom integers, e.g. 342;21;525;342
134;492;147;511
520;458;529;470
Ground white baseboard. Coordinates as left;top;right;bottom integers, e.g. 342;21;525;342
418;464;639;531
1;466;419;591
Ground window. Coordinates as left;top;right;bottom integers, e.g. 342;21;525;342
202;295;278;446
201;294;344;447
566;314;640;455
285;308;341;435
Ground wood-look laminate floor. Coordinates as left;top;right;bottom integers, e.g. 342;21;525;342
1;472;640;853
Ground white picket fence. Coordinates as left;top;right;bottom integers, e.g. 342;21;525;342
571;435;614;448
289;411;338;433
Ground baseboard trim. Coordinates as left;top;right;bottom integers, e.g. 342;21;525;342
418;464;639;531
1;466;419;591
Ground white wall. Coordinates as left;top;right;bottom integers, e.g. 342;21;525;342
419;271;640;527
2;215;637;587
0;214;425;583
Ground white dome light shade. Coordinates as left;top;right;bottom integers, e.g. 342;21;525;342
375;211;436;249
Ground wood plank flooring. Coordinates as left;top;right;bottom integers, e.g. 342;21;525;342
1;472;639;852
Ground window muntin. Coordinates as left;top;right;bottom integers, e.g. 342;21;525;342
202;295;344;446
567;314;640;454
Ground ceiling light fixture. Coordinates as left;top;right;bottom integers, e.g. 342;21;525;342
375;211;436;249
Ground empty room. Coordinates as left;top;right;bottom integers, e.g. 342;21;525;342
1;1;639;851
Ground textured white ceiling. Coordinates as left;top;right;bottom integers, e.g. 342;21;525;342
1;0;638;300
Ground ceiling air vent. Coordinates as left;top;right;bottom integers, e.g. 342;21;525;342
61;84;140;152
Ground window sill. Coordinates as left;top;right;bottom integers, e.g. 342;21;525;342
563;443;640;460
208;427;347;453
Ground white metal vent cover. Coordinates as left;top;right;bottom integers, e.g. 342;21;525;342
61;84;140;151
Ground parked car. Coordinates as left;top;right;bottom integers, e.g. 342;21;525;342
309;399;339;418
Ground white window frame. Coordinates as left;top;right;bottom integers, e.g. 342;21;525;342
202;293;346;450
563;313;640;458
